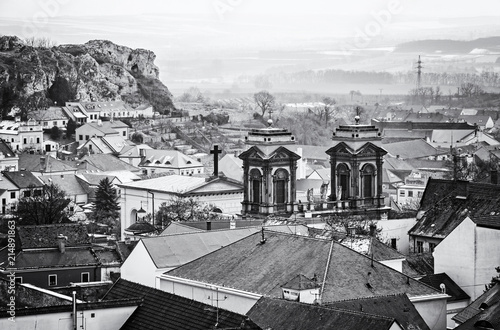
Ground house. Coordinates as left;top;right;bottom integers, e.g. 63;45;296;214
2;170;44;200
118;144;153;167
38;173;89;205
396;171;430;208
419;273;470;329
75;120;129;146
0;139;18;172
121;227;261;287
408;179;500;255
433;215;500;301
118;174;244;240
138;149;204;176
19;154;77;176
324;293;430;330
452;279;500;329
102;278;262;330
77;154;141;175
29;106;69;130
458;115;494;130
404;112;447;123
0;223;101;289
0;119;43;152
247;296;404;330
80;136;132;155
159;230;448;329
0;278;139;330
62;102;89;124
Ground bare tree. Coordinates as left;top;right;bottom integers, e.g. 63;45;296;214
24;36;57;48
253;90;275;117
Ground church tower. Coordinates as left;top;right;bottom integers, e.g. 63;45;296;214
325;116;388;215
239;119;301;216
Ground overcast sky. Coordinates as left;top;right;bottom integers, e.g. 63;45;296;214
2;0;500;19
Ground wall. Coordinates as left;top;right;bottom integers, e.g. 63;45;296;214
379;259;404;273
411;296;448;330
376;218;416;254
434;217;475;299
120;241;159;288
474;226;500;300
159;275;261;315
446;300;469;329
14;266;100;289
0;305;137;330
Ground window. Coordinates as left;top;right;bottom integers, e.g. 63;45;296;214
391;238;397;250
53;121;57;126
429;243;436;253
122;131;126;136
81;272;90;282
23;138;27;144
10;192;15;199
79;135;83;141
23;190;31;198
85;135;89;140
48;274;57;286
416;241;424;253
63;121;66;125
408;191;413;197
399;190;405;197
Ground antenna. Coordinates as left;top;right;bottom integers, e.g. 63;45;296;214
206;287;227;328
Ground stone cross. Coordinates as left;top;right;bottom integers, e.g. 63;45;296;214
210;145;222;177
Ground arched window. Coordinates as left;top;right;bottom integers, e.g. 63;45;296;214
274;169;289;207
337;163;350;200
250;169;262;205
361;164;376;198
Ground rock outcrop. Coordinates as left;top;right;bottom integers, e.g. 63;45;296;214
0;36;173;115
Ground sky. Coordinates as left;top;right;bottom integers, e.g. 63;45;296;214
2;0;500;19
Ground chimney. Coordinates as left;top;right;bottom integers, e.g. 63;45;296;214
40;156;46;171
57;234;67;253
139;148;145;158
491;170;498;185
124;237;131;245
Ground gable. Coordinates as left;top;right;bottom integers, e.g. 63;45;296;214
188;179;243;194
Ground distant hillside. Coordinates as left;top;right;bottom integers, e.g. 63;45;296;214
395;36;500;54
0;36;173;118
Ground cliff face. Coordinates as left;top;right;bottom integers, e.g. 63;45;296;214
0;36;173;115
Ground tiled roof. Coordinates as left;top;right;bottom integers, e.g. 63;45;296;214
2;170;42;189
84;122;120;135
13;247;99;269
383;139;437;159
372;120;475;131
339;236;406;261
0;139;16;158
139;149;203;169
79;154;140;172
118;144;152;158
166;231;441;302
17;223;90;249
403;253;434;277
38;174;88;196
101;136;132;153
115;240;138;262
282;274;319;290
140;228;260;268
19;154;77;173
454;282;500;330
453;282;500;324
103;279;262;330
409;179;500;238
325;293;430;330
30;107;68;121
419;273;470;302
119;174;206;193
247;297;396;330
0;278;71;311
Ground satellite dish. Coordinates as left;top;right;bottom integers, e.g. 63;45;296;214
439;283;446;293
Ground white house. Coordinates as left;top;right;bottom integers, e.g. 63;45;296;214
118;175;244;240
434;215;500;301
121;228;261;287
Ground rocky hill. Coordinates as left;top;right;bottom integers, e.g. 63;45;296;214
0;36;173;118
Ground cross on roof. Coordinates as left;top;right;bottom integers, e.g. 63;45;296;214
210;145;222;177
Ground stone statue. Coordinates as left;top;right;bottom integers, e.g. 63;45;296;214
307;188;313;203
320;182;329;201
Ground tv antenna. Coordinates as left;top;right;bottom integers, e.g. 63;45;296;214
206;287;227;328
